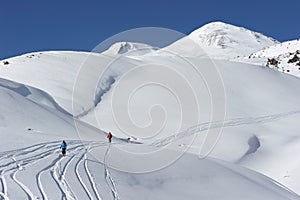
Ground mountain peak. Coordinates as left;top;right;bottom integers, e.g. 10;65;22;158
188;21;278;59
199;21;239;29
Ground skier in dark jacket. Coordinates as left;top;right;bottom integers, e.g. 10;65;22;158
60;140;67;156
107;132;112;143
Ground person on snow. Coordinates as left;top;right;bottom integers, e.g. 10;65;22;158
60;140;67;156
107;132;112;143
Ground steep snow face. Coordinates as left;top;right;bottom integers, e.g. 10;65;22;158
0;50;159;117
237;39;300;78
188;22;278;59
0;78;104;152
0;51;119;116
0;78;69;115
0;51;89;114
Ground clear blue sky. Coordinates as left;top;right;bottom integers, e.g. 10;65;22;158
1;0;299;60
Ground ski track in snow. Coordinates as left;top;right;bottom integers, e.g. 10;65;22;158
0;140;108;200
104;143;120;200
37;154;65;199
74;151;94;200
152;110;300;147
0;110;298;199
11;170;35;199
84;145;103;200
0;192;9;200
0;173;7;194
51;144;86;200
0;171;8;200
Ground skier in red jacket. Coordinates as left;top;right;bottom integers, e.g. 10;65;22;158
107;132;112;143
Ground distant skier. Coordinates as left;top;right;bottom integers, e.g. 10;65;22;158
107;132;112;143
60;140;67;156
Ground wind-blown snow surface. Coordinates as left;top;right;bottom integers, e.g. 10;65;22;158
0;21;300;199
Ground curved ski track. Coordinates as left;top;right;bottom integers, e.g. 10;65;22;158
152;110;300;147
0;140;110;200
1;110;299;199
104;144;120;200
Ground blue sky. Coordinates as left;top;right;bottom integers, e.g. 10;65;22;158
1;0;299;60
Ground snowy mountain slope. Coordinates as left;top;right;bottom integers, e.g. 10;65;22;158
0;51;116;115
107;151;300;200
0;51;149;117
0;138;299;199
0;78;70;116
206;60;300;193
102;42;158;56
0;77;106;152
80;53;300;193
250;39;300;58
0;21;300;199
0;77;298;199
166;21;278;59
0;51;88;115
1;47;300;195
235;39;300;78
